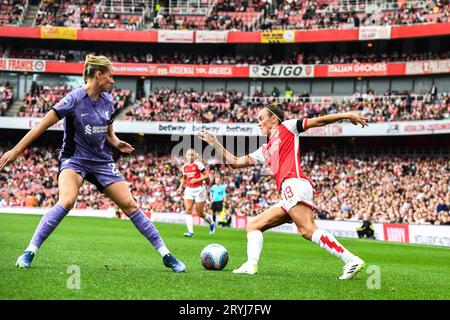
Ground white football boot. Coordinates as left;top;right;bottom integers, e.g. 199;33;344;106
339;256;365;280
232;261;258;275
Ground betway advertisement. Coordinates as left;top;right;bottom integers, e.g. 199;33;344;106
1;118;450;137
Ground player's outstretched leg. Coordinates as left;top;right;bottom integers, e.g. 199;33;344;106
311;229;365;280
106;181;186;272
233;230;261;275
183;199;195;237
16;204;70;269
233;206;289;275
209;219;216;236
290;203;365;280
16;169;82;269
196;202;215;235
16;168;83;269
129;209;186;272
201;215;215;235
184;213;194;237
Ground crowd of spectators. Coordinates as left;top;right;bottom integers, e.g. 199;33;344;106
111;88;132;117
152;0;269;31
0;146;448;226
151;0;449;31
34;0;97;27
0;0;26;26
125;88;247;123
84;7;143;30
262;0;450;30
33;0;143;29
0;82;14;116
305;152;449;225
8;48;74;62
18;84;72;117
1;0;449;30
5;83;448;122
125;88;450;123
16;83;131;118
4;46;449;67
297;50;450;65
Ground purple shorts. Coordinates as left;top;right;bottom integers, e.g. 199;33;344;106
59;158;124;193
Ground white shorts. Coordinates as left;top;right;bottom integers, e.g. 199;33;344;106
276;178;315;213
183;185;207;202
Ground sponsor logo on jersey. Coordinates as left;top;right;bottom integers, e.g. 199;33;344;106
85;124;107;135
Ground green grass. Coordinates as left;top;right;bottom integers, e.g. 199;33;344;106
0;213;449;300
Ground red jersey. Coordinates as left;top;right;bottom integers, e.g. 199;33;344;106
181;161;206;188
248;119;315;192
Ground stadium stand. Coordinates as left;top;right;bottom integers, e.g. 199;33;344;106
32;0;145;29
0;82;14;116
265;0;450;30
14;84;130;117
0;146;448;226
33;0;98;27
17;84;71;117
2;0;448;30
124;89;450;123
150;0;449;31
0;1;449;232
5;84;448;122
0;0;27;26
4;47;449;65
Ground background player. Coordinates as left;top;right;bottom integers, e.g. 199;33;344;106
0;54;186;272
209;176;227;225
176;148;215;237
199;105;368;280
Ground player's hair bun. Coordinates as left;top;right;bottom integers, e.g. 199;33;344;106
83;54;113;83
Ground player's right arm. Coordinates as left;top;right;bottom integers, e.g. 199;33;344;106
198;129;255;169
0;109;60;170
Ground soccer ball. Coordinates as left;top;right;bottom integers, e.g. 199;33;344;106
200;243;229;270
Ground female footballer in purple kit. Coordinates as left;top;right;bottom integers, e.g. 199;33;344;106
0;55;186;272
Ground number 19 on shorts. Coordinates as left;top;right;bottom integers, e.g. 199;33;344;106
282;186;294;200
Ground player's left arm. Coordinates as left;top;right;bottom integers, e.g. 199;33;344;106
305;111;368;129
106;124;135;153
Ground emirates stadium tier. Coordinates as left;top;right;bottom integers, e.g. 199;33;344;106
0;0;449;226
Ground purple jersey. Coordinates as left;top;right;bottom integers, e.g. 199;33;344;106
52;87;114;163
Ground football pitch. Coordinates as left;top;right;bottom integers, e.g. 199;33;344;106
0;213;449;300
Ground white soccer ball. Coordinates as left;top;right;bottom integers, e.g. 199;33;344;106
200;243;229;270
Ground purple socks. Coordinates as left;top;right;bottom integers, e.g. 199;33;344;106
129;209;169;257
25;205;170;258
26;203;69;252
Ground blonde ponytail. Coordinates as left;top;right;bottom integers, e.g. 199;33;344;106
83;54;113;83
